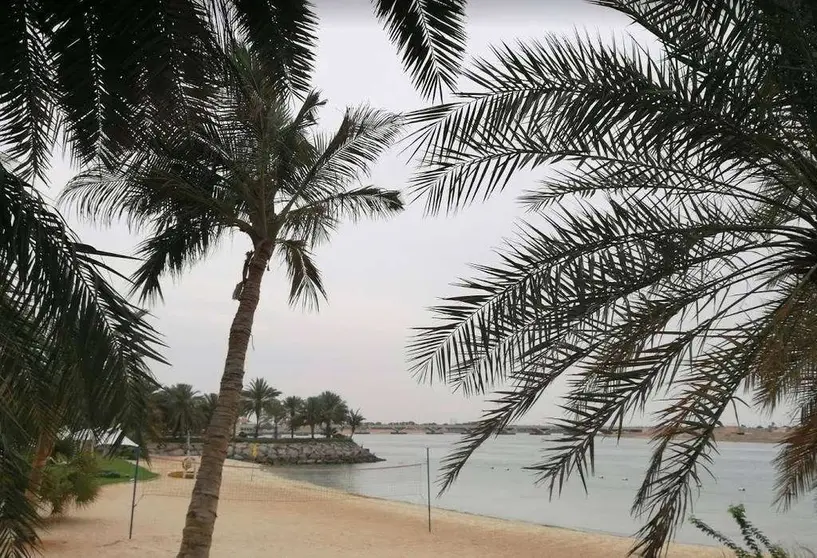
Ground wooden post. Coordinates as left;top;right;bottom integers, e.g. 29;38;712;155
426;447;432;533
129;446;140;539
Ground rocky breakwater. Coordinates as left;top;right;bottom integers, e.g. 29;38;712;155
150;438;383;465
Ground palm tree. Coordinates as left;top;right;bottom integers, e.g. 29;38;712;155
303;397;322;439
282;396;305;438
161;384;204;438
407;1;817;556
146;387;170;440
347;409;365;439
317;391;348;439
268;399;286;440
241;379;281;438
199;394;219;431
60;44;404;555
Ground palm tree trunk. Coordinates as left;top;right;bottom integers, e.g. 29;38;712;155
310;424;315;439
230;417;239;456
254;417;259;439
177;243;272;557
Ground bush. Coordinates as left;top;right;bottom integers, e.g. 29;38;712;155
690;505;791;558
39;453;100;515
52;437;78;459
112;446;139;460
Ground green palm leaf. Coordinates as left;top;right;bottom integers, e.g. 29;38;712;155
224;0;317;96
373;0;467;100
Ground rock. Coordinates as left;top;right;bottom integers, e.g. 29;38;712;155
148;438;383;465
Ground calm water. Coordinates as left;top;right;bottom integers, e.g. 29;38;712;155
271;434;816;549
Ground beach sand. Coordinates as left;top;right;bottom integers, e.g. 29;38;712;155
40;458;725;557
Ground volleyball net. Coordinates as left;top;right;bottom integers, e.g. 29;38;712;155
137;455;428;505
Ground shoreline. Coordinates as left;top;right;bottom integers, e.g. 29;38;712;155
39;457;724;557
356;426;787;444
266;464;720;550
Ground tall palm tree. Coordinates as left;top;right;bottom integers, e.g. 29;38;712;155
241;378;281;438
146;387;170;440
282;396;305;438
406;1;817;556
317;391;348;439
161;384;204;438
347;409;365;439
268;399;286;440
303;397;322;440
60;44;404;555
199;394;219;432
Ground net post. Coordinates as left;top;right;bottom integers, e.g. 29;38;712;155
426;447;432;533
129;446;140;540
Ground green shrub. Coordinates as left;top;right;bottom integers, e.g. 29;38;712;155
51;437;78;459
112;446;139;460
39;453;100;515
690;505;790;558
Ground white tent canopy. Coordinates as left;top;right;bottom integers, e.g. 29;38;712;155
65;429;138;448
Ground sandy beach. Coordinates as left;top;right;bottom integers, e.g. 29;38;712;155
38;457;726;557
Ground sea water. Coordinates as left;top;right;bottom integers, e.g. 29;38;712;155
272;434;816;549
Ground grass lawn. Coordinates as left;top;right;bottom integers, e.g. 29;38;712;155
96;457;158;486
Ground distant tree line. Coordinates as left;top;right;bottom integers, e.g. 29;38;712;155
149;378;365;441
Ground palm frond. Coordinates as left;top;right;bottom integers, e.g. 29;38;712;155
373;0;466;100
282;187;404;244
0;294;44;558
0;410;38;558
275;238;325;310
406;19;799;215
47;0;216;167
0;0;57;183
225;0;318;96
132;217;228;302
291;105;404;205
0;0;320;175
629;331;761;557
0;164;166;379
772;385;817;510
408;4;817;553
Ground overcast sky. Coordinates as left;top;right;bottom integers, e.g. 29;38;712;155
46;0;790;426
